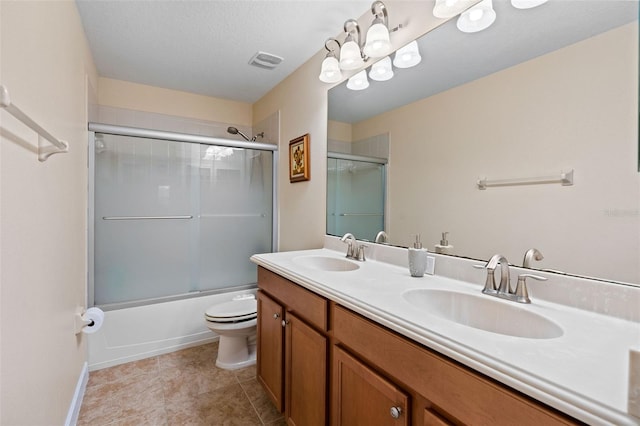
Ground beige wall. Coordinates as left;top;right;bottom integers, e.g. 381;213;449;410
352;23;640;283
253;0;446;251
0;1;97;424
99;77;253;126
328;120;352;143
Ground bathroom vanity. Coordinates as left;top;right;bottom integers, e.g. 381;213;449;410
251;242;640;425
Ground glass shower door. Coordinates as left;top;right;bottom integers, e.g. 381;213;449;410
92;132;273;307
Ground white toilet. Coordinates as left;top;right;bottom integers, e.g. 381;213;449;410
204;294;257;370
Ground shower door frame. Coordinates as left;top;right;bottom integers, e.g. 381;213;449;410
87;123;278;309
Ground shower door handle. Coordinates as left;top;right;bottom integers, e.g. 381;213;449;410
102;215;193;220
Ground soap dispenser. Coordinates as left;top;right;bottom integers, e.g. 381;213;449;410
435;232;453;255
408;234;428;277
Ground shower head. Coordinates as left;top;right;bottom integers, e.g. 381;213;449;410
227;126;251;142
227;127;265;142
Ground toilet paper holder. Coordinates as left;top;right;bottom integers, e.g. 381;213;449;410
74;307;104;335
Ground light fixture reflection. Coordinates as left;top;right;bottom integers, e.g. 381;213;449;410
457;0;496;33
204;146;234;160
346;70;370;91
433;0;477;18
511;0;547;9
369;56;394;81
393;40;421;69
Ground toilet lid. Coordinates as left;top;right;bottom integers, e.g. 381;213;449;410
205;298;257;322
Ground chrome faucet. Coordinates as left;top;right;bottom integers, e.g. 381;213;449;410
485;254;511;294
374;231;388;244
340;233;366;261
340;233;356;258
523;248;543;268
474;254;547;304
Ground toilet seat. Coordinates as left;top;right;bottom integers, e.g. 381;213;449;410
205;297;257;323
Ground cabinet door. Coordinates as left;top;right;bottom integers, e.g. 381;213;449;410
285;312;327;426
332;346;409;426
257;291;284;412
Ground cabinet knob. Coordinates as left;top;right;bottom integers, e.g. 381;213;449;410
273;313;280;319
390;406;402;419
281;319;289;327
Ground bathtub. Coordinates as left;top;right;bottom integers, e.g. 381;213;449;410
87;288;257;371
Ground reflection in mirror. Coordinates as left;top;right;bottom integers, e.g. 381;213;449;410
327;150;387;242
327;1;639;285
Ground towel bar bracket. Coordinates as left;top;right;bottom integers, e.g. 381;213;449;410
38;136;69;162
1;84;69;162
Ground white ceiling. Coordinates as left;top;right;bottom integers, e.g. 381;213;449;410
76;0;638;109
76;0;372;103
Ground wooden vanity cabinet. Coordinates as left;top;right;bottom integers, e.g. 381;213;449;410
257;267;328;426
332;305;579;426
257;266;580;426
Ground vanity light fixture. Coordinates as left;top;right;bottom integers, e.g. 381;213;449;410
393;40;422;69
369;56;394;81
363;1;392;59
511;0;548;9
339;19;365;70
457;0;496;33
319;38;343;83
433;0;478;18
346;70;370;91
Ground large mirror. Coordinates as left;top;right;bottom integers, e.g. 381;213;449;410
327;0;639;285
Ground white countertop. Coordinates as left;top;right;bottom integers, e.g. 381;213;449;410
251;247;640;426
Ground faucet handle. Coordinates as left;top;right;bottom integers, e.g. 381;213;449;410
356;244;367;261
473;264;497;294
514;274;548;303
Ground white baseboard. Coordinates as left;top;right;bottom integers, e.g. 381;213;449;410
65;362;89;426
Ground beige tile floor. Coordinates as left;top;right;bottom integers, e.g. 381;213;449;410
78;342;285;426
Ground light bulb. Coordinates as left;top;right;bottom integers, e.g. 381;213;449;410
393;40;421;69
457;0;496;33
369;56;393;82
347;70;369;91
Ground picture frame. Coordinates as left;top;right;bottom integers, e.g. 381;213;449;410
289;134;310;182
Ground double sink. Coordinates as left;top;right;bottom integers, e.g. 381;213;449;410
293;254;563;340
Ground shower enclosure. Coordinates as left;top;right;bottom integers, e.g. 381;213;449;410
326;152;386;242
88;124;276;309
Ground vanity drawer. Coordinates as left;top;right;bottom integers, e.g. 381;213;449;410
333;305;577;426
258;266;328;331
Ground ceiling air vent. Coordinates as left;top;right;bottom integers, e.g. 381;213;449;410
249;51;284;70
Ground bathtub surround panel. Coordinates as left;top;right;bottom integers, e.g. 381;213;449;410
0;1;98;424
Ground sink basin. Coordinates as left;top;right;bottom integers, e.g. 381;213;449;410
402;289;563;339
293;255;360;272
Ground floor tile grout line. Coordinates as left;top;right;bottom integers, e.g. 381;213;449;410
238;379;268;426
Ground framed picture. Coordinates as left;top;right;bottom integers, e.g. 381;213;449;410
289;134;310;182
